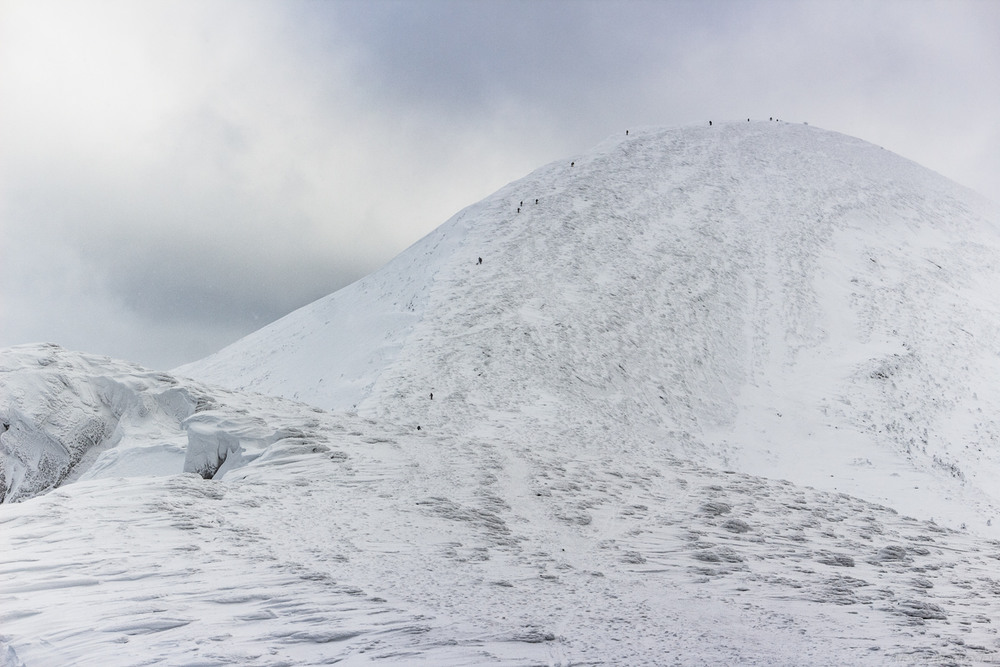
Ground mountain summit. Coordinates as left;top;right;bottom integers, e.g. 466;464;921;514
179;121;1000;529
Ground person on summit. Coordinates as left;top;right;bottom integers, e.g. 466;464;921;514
477;257;482;265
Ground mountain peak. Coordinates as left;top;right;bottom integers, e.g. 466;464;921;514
178;122;1000;531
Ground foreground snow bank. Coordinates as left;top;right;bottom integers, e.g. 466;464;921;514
4;410;1000;665
0;344;332;501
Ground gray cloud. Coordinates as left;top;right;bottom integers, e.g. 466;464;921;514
1;0;997;369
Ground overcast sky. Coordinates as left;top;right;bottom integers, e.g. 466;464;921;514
2;0;998;370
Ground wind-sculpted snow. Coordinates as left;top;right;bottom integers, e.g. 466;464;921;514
0;344;332;500
0;344;194;502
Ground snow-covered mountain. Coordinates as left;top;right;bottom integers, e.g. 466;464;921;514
180;120;1000;531
4;121;1000;665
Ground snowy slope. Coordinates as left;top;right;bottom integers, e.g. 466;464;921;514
5;348;1000;665
180;121;1000;533
5;121;1000;665
0;360;1000;667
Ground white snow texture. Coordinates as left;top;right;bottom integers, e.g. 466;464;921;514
4;121;1000;665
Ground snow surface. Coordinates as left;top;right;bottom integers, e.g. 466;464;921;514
5;121;1000;665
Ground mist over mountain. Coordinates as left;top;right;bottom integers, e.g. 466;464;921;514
4;121;1000;665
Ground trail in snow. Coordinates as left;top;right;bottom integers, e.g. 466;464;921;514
4;401;1000;665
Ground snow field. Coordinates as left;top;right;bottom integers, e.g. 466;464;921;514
4;400;1000;664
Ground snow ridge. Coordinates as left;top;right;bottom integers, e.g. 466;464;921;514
0;344;334;498
0;344;196;501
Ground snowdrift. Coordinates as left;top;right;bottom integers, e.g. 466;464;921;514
0;344;332;500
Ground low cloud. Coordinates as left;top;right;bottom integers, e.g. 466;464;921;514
1;0;997;369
